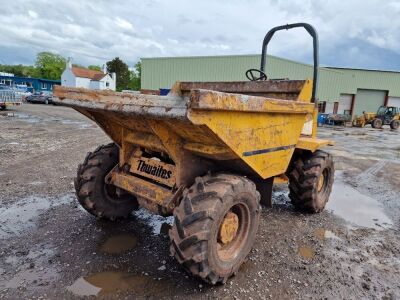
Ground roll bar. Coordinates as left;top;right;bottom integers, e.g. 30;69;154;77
260;23;319;103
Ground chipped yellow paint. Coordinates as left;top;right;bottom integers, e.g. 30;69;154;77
188;110;307;179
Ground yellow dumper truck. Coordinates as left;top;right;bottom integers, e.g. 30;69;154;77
54;23;335;284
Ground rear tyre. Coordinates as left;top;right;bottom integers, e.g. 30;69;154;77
75;143;138;220
169;173;260;284
390;120;399;130
288;150;334;213
371;118;382;129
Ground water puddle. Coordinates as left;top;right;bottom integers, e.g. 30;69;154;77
60;119;93;129
99;234;138;254
29;181;46;186
298;245;315;259
0;194;73;239
327;173;392;230
67;271;167;297
11;112;41;123
134;208;174;235
2;112;93;128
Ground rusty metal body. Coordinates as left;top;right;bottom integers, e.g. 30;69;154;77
54;79;333;215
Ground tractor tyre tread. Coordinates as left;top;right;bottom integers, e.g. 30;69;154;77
75;142;138;220
169;173;260;285
288;150;334;213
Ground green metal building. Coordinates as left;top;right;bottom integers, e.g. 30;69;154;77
141;54;400;116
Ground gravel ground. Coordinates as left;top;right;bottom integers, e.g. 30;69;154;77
0;104;399;299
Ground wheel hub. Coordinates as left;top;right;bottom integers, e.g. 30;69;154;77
218;211;239;245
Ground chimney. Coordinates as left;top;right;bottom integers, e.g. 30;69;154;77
67;57;72;69
111;72;116;80
102;64;107;74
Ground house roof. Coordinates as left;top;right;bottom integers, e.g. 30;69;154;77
71;67;106;80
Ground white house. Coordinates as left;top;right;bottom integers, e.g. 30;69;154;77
61;59;116;91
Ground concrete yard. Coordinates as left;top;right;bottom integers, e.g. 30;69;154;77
0;104;399;299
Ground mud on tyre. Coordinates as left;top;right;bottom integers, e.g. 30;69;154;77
288;150;334;213
75;143;138;220
169;173;260;284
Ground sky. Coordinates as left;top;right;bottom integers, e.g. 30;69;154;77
1;0;400;71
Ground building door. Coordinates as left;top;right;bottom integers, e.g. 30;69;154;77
387;96;400;108
354;89;387;116
333;102;339;114
338;94;353;115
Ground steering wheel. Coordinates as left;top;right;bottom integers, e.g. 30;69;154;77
245;69;267;81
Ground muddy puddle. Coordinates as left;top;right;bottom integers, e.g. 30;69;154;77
298;245;315;259
327;172;392;230
0;194;73;239
67;271;169;297
99;234;138;254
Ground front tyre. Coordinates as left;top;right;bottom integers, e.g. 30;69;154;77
390;120;399;130
75;143;138;220
288;150;334;213
169;173;260;284
372;118;382;129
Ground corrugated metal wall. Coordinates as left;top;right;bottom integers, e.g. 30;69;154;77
328;68;400;97
142;55;344;101
141;55;400;102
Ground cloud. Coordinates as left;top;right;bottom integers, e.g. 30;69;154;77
115;17;134;30
28;10;38;18
0;0;399;71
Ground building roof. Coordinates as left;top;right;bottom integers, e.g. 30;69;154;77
326;66;400;74
0;74;60;83
71;67;106;80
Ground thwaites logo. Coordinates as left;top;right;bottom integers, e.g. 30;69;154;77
137;159;172;179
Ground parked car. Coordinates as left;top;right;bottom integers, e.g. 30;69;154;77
14;84;32;98
26;91;54;104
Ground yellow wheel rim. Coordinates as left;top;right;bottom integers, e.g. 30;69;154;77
318;174;325;192
218;211;239;245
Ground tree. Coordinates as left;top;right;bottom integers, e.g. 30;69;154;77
88;65;102;71
106;57;130;91
35;52;66;80
128;61;141;91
